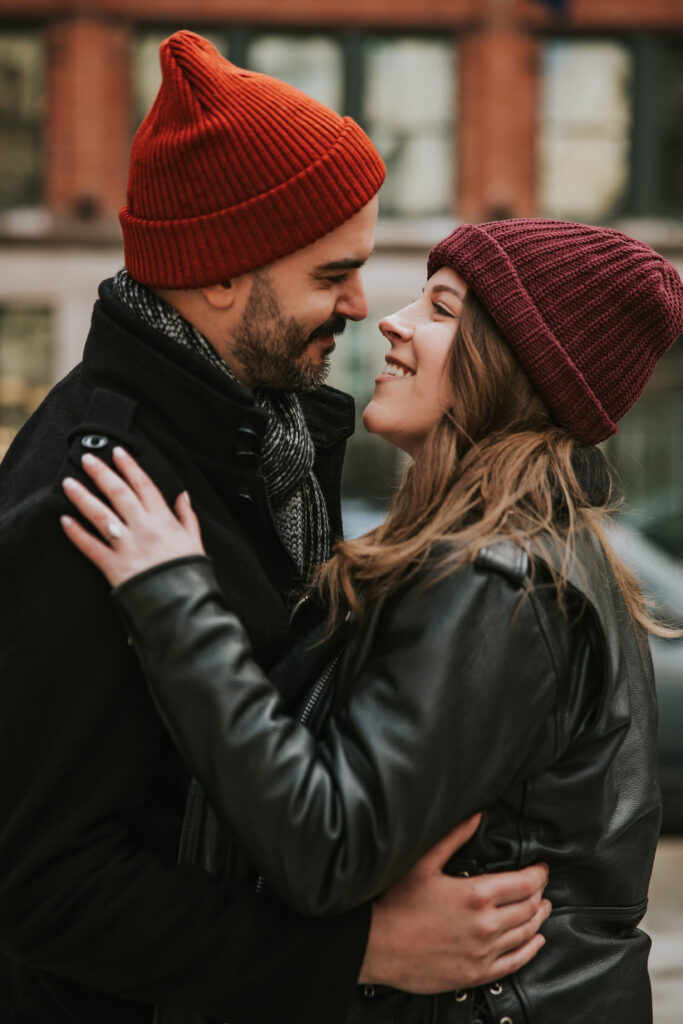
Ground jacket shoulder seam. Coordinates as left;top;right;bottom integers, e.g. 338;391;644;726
476;541;530;586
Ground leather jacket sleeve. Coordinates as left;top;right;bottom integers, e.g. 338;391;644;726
113;554;566;917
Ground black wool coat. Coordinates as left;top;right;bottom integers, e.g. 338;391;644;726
0;279;369;1024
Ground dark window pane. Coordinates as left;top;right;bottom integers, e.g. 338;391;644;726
0;31;44;208
0;306;54;459
660;41;683;208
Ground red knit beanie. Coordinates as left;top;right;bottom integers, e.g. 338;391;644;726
120;31;385;289
428;218;683;445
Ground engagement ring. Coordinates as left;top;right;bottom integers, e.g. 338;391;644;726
106;520;124;540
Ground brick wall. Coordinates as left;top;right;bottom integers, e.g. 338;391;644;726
458;27;539;220
46;18;131;220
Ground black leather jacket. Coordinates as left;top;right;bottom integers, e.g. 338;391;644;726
113;531;661;1024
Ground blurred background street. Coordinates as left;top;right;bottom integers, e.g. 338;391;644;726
646;838;683;1024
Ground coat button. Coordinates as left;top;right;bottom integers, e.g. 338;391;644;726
233;451;259;468
237;425;261;438
454;990;468;1002
499;1017;513;1024
489;982;503;995
236;425;262;449
81;434;109;449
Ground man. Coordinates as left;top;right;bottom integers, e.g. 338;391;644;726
0;31;549;1024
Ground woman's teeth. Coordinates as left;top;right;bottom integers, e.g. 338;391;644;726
384;362;415;378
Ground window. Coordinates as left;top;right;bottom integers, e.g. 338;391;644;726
362;37;454;216
134;28;456;217
660;41;683;210
540;34;683;220
0;30;44;209
632;35;683;216
0;305;54;460
247;34;343;111
539;40;632;221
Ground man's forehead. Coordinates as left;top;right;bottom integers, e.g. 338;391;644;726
273;197;377;275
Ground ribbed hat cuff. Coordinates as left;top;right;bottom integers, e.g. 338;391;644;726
428;225;617;445
121;118;385;289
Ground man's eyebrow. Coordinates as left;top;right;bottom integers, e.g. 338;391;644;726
313;257;369;273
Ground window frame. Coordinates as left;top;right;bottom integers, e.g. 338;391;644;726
0;23;45;210
539;28;683;221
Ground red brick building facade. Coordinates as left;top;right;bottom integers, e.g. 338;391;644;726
3;0;681;223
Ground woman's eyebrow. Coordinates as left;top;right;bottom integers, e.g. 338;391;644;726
430;283;467;300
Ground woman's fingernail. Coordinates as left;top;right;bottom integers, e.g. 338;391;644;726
62;477;78;490
182;490;191;505
113;446;127;458
82;453;97;466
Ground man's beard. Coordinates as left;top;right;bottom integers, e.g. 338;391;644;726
232;270;346;392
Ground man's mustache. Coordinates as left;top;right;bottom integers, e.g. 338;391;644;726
309;315;347;342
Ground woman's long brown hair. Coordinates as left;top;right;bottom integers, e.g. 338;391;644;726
316;291;679;638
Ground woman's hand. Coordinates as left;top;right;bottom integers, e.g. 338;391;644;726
60;446;205;587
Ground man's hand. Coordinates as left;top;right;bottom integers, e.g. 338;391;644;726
359;814;550;993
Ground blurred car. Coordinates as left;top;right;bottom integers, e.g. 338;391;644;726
622;485;683;563
342;500;683;834
607;521;683;834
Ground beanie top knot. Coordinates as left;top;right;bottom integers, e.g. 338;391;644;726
427;218;683;445
120;31;385;288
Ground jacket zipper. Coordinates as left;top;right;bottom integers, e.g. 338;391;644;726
255;646;343;896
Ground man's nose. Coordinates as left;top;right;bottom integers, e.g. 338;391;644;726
335;271;369;322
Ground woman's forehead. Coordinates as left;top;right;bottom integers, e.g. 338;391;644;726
427;266;469;298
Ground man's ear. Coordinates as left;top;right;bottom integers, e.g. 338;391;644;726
201;282;235;310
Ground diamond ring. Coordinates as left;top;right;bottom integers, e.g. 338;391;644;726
106;519;124;540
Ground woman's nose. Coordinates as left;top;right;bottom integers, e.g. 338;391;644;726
379;311;413;343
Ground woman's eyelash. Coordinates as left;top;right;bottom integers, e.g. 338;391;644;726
432;301;453;316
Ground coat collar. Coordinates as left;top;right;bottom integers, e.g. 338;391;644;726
83;279;355;460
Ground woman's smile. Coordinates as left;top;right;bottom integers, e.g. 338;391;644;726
375;355;416;381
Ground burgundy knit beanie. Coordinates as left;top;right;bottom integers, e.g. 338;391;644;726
120;31;385;289
428;218;683;445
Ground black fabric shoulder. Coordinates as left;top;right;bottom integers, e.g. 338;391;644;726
298;386;355;449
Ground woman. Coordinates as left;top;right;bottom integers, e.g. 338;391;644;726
61;218;683;1023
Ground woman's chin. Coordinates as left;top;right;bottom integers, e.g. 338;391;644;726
362;409;404;455
361;403;384;439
